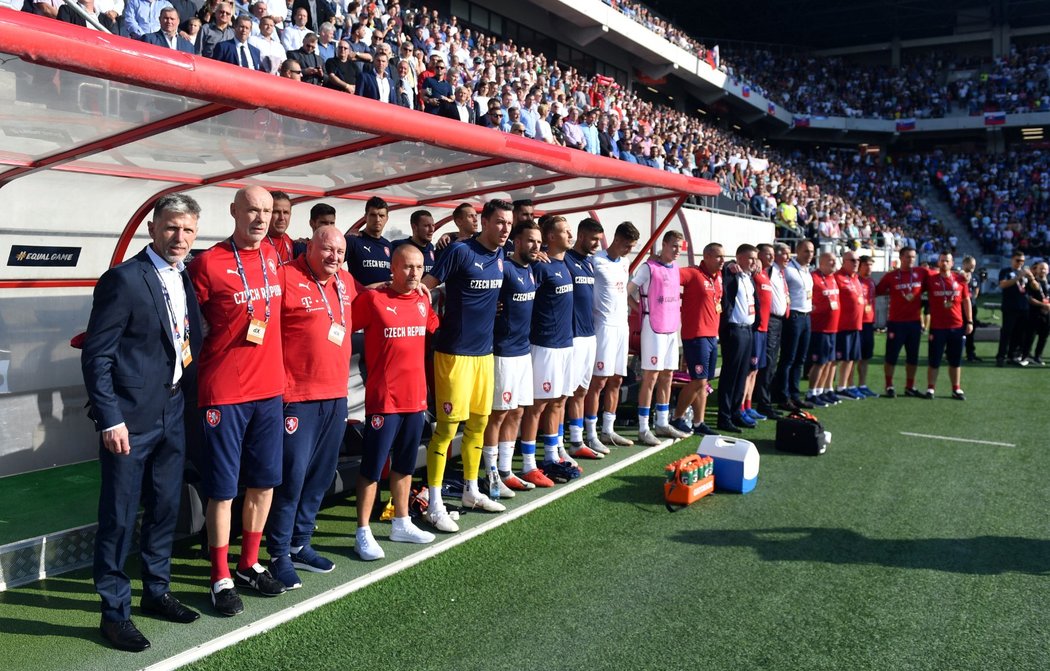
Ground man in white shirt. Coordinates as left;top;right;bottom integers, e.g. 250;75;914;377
773;239;816;410
250;15;287;74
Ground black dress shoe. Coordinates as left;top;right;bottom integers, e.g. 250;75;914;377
793;397;816;409
100;619;151;652
716;421;743;434
778;400;800;412
757;405;783;419
141;592;200;624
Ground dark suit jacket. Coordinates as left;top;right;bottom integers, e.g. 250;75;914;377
142;30;195;54
211;39;266;70
291;0;334;34
356;69;397;104
56;4;117;31
82;248;202;434
440;100;478;124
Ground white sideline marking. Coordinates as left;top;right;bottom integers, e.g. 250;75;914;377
144;437;676;671
899;432;1015;447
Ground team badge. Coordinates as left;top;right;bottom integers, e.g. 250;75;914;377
650;355;658;365
542;381;552;393
206;409;221;427
267;258;278;276
371;415;385;429
751;357;759;366
285;417;299;434
502;391;512;403
596;361;604;371
384;247;390;257
417;302;427;317
497;258;503;271
442;401;453;415
811;354;819;362
694;364;703;376
887;331;895;339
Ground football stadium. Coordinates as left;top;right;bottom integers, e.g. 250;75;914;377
0;0;1049;669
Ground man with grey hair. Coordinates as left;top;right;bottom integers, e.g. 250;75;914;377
83;193;204;651
195;1;234;58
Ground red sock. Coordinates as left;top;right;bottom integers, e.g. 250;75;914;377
237;530;263;571
209;545;230;584
952;385;960;392
885;374;893;387
744;399;752;410
906;377;915;389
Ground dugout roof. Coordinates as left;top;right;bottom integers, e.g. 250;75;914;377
0;12;720;288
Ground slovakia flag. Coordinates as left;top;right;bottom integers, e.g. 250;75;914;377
984;111;1006;126
896;118;916;132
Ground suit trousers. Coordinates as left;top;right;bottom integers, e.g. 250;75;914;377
754;314;784;409
774;311;811;402
718;324;753;426
94;388;185;622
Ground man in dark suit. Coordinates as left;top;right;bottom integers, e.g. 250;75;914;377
142;6;194;53
440;85;478;123
211;15;265;70
356;51;397;103
291;0;333;34
55;0;118;31
82;193;204;652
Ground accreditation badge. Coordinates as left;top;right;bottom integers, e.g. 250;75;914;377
328;322;346;346
180;338;193;367
829;300;838;310
246;318;267;344
715;303;722;313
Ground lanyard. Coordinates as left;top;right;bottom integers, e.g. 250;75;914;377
940;274;956;298
154;268;189;340
307;264;346;326
230;238;271;323
267;235;291;265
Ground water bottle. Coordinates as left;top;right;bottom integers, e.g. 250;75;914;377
487;465;501;500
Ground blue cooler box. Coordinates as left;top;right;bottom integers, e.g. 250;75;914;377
696;435;759;493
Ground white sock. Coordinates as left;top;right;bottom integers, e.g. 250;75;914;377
568;421;583;443
543;435;560;463
464;479;479;496
428;486;444;511
603;411;616;435
497;441;515;474
521;441;537;472
584;416;598;440
638;408;650;433
482;445;497;471
655;403;670;427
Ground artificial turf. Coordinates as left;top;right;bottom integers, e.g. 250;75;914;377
2;332;1047;670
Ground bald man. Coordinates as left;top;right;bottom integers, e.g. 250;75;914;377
352;245;439;560
805;252;841;407
266;226;359;590
189;186;287;616
833;251;866;399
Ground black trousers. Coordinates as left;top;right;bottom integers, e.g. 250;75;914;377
997;309;1029;361
718;324;753;425
754;314;784;409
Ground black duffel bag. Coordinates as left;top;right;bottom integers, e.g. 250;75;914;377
775;410;828;456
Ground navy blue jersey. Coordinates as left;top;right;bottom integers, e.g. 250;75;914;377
345;233;392;286
428;238;504;355
392;237;436;275
999;266;1029;312
494;259;537;357
530;257;574;348
565;248;596;337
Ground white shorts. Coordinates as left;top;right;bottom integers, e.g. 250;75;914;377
531;344;575;400
572;335;597;391
492;354;534;410
640;317;679;371
593;323;628;377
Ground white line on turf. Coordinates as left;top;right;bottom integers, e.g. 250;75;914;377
143;437;676;671
899;432;1016;447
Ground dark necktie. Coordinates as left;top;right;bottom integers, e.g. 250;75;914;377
239;45;250;68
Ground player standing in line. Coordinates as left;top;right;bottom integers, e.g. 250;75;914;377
853;254;879;396
564;218;605;460
265;191;295;265
518;215;582;485
740;245;773;421
876;246;929;397
832;251;866;400
345;196;393;286
584;222;640;449
420;199;511;532
628;230;691;445
805;252;841;407
267;226;359;589
352;245;440;560
483;221;542;492
671;242;723;436
392;209;437;275
189;186;287;616
923;251;972;399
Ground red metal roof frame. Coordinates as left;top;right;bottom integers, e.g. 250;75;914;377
0;12;720;281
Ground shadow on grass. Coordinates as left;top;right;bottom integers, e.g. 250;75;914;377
596;474;668;512
0;616;101;644
672;526;1050;575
